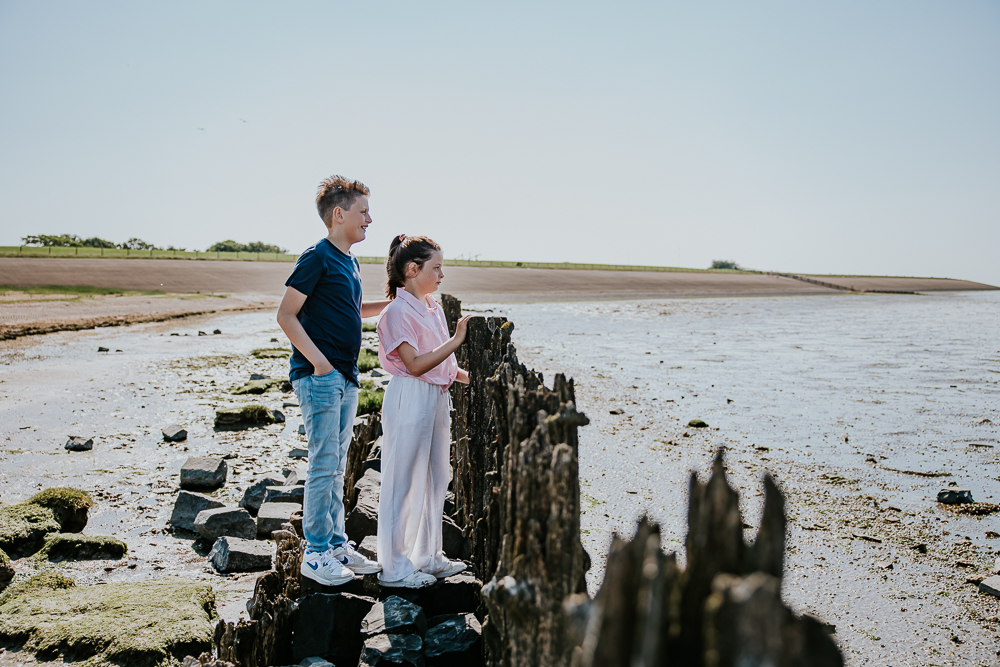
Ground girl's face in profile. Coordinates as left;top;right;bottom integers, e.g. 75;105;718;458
407;250;445;296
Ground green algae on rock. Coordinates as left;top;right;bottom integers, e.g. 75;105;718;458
35;533;127;562
250;347;291;359
688;419;709;428
0;548;12;588
0;575;216;667
231;378;292;395
0;488;93;558
214;404;277;429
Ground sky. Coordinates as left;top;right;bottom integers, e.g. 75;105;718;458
1;1;998;285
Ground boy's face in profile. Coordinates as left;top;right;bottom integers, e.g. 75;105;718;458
337;195;371;245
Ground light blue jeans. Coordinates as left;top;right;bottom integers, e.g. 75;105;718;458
293;370;358;554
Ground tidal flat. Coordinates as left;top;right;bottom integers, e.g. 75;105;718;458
0;291;998;665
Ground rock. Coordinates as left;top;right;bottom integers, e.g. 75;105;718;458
283;466;308;486
270;337;279;342
979;575;1000;598
208;536;273;573
198;331;208;336
360;634;423;667
239;474;287;515
298;424;306;436
688;419;709;428
170;491;226;533
346;492;379;542
380;572;482;618
363;458;382;474
361;596;428;637
938;488;974;504
162;424;188;442
250;373;270;381
264;485;305;504
355;469;382;501
423;613;483;667
0;488;93;558
97;346;109;352
272;410;286;423
65;436;93;452
213;329;222;335
36;533;127;561
289;448;308;459
298;658;332;667
0;574;214;665
215;405;278;429
1;548;14;587
357;535;378;560
442;515;470;560
283;399;299;408
180;457;228;490
232;379;293;396
194;507;257;541
291;592;376;665
257;503;300;537
371;369;384;377
609;408;624;415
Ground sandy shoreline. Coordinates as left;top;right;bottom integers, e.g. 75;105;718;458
1;257;995;342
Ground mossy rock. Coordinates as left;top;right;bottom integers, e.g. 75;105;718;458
688;419;709;428
35;533;127;562
231;378;292;395
250;347;291;359
358;348;380;373
214;404;277;429
0;488;93;558
0;548;12;589
0;575;215;667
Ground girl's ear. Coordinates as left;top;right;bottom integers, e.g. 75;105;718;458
404;261;418;279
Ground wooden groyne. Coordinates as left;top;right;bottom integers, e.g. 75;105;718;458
213;295;842;667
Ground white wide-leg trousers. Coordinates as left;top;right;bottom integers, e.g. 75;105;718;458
377;375;452;581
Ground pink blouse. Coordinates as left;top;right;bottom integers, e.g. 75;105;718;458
377;288;458;387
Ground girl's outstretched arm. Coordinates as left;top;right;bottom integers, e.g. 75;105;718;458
394;315;472;377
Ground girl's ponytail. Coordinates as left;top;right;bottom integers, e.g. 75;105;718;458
385;234;441;299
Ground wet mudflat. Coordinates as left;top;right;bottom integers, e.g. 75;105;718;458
1;291;998;666
490;290;1000;666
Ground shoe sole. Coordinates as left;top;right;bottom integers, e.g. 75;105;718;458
433;566;466;579
300;564;354;587
346;564;383;575
379;578;435;589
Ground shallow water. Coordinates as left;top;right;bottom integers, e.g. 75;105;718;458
486;291;1000;665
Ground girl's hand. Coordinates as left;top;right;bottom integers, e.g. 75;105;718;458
453;315;473;344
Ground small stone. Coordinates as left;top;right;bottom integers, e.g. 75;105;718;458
289;448;308;459
988;531;1000;539
371;369;384;377
423;613;482;665
213;329;221;335
283;399;299;408
198;331;207;336
208;536;273;573
180;457;228;490
97;346;109;352
194;507;257;542
272;410;286;423
609;408;624;415
979;575;1000;598
298;658;332;667
358;535;378;560
162;424;188;442
360;634;423;667
688;419;709;428
239;474;287;515
361;596;428;637
250;373;270;381
912;543;928;554
257;502;300;537
264;485;305;505
271;337;279;342
170;491;226;532
298;424;306;436
284;466;308;486
938;488;974;504
65;436;93;452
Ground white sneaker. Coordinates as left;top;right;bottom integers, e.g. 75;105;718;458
425;559;467;579
331;541;381;574
301;549;354;586
379;570;437;589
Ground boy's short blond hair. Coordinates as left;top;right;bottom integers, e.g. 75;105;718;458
316;175;370;226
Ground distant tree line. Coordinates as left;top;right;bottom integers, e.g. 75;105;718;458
22;234;285;254
710;259;742;270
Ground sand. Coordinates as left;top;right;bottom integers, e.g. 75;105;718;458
0;257;995;341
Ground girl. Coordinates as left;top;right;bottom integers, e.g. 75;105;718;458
376;234;471;588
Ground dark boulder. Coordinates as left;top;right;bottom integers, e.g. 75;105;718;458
239;474;287;516
291;592;376;665
208;536;273;573
194;507;257;542
65;436;93;452
361;596;428;637
180;457;228;490
359;634;423;667
171;491;226;533
424;613;483;667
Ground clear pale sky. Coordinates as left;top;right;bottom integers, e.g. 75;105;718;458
1;1;997;285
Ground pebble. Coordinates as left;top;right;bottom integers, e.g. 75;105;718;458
65;435;94;451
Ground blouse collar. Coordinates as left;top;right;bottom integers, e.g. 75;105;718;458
396;287;436;316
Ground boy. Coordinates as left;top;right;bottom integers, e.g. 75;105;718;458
276;175;389;586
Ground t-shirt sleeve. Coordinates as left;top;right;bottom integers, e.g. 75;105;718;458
285;249;323;297
378;308;419;358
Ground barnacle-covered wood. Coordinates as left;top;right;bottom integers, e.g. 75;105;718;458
572;450;842;667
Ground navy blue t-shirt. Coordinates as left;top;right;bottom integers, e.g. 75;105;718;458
285;239;362;385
